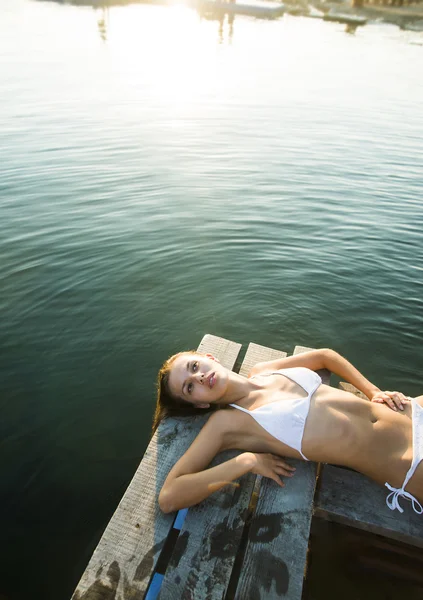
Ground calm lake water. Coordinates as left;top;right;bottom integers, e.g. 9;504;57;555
1;1;422;598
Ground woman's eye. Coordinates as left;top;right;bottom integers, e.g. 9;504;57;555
192;361;199;372
187;383;193;394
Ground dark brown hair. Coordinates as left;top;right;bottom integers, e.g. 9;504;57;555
152;351;222;433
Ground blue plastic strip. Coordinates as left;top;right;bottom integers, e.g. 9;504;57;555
173;508;188;530
145;573;164;600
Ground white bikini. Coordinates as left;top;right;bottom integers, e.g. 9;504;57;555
230;367;322;460
230;368;423;515
385;398;423;514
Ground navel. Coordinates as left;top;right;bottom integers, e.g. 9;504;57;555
371;416;378;424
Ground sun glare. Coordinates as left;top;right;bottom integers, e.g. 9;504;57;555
103;5;224;105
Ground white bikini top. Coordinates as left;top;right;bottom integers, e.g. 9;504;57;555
230;367;322;460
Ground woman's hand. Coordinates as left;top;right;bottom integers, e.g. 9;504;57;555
370;390;410;412
250;453;296;487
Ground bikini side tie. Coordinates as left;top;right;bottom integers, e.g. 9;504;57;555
385;482;423;515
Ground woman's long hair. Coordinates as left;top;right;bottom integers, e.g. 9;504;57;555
152;351;222;433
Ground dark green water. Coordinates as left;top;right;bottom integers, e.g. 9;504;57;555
1;1;422;598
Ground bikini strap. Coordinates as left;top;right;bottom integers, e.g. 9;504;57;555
385;483;423;515
229;403;250;414
385;398;423;515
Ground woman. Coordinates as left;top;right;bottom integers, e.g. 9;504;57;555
155;348;423;515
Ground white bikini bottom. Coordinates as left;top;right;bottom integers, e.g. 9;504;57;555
385;397;423;515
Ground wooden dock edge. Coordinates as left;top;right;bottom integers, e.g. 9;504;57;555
71;334;242;600
314;382;423;549
315;464;423;549
158;341;289;598
71;340;423;600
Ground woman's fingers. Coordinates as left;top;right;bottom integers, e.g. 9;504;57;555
393;394;404;410
396;392;409;404
276;469;294;477
385;391;408;411
271;456;296;471
274;465;295;476
373;392;397;411
272;475;284;487
277;463;296;472
262;455;297;485
372;391;410;412
371;392;389;403
371;398;384;403
271;457;296;478
386;396;398;411
386;398;398;412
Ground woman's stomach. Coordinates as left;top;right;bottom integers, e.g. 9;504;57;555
303;386;413;476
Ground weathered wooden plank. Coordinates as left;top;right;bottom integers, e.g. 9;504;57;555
315;464;423;548
238;342;287;377
230;342;288;600
292;345;313;355
158;452;256;599
197;334;242;370
234;345;318;600
72;334;241;600
158;342;264;599
234;460;317;600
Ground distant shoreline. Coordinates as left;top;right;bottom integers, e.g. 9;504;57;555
289;0;423;31
35;0;423;30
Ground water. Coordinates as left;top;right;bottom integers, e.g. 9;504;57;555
1;1;422;598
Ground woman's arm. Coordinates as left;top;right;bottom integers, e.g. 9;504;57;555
251;348;407;410
159;411;294;513
318;348;381;399
320;350;409;410
160;450;254;513
250;348;379;398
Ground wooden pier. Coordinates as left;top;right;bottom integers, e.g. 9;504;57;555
72;334;423;600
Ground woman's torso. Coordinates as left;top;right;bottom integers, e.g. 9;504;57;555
225;370;415;491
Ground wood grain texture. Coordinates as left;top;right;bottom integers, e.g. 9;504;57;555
197;334;242;370
315;464;423;548
234;344;317;600
72;335;241;600
158;450;256;600
234;461;317;600
238;342;287;377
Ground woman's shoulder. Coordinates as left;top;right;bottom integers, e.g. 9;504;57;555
207;408;250;452
208;407;240;430
248;350;328;377
206;407;249;441
248;362;276;377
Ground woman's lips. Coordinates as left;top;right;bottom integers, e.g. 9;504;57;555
208;372;216;388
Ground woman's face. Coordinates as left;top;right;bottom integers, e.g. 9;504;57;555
167;352;229;408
